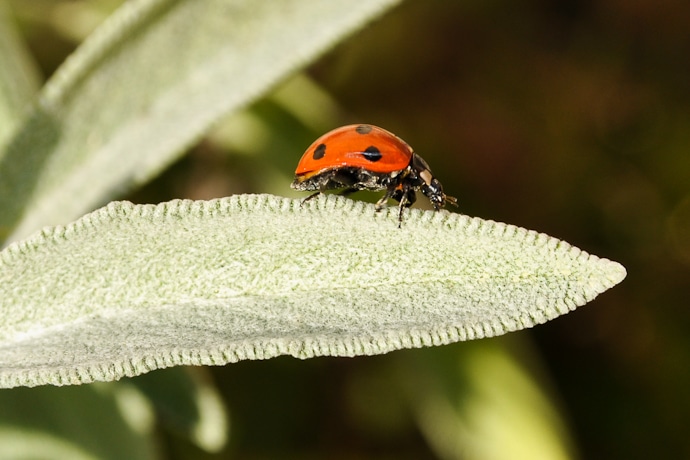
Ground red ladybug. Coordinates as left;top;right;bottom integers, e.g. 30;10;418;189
291;124;457;225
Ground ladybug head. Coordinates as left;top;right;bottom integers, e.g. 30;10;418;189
421;178;449;209
411;154;457;210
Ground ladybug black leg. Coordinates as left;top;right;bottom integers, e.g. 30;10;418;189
374;187;396;212
300;192;322;206
396;189;417;227
403;189;417;207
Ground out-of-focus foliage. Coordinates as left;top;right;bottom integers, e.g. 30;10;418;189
2;0;687;458
0;2;40;146
0;0;401;243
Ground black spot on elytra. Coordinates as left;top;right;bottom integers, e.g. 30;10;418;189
355;124;373;134
313;143;326;160
363;146;382;162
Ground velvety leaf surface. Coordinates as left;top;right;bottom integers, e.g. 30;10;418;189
0;195;626;388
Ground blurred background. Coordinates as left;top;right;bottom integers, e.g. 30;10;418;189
4;0;690;458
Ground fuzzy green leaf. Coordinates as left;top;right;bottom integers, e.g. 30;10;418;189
0;0;401;243
0;195;626;388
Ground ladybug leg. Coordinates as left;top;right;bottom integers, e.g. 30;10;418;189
396;189;417;227
299;169;359;206
399;188;417;207
374;186;397;211
301;181;334;206
300;192;322;206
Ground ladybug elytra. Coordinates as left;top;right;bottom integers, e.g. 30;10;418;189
291;124;457;226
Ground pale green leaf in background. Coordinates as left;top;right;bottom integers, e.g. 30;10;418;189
0;2;41;147
0;0;401;243
347;338;578;460
0;194;626;389
129;367;228;453
0;383;157;460
402;339;576;460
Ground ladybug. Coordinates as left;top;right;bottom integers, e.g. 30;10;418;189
291;124;457;226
